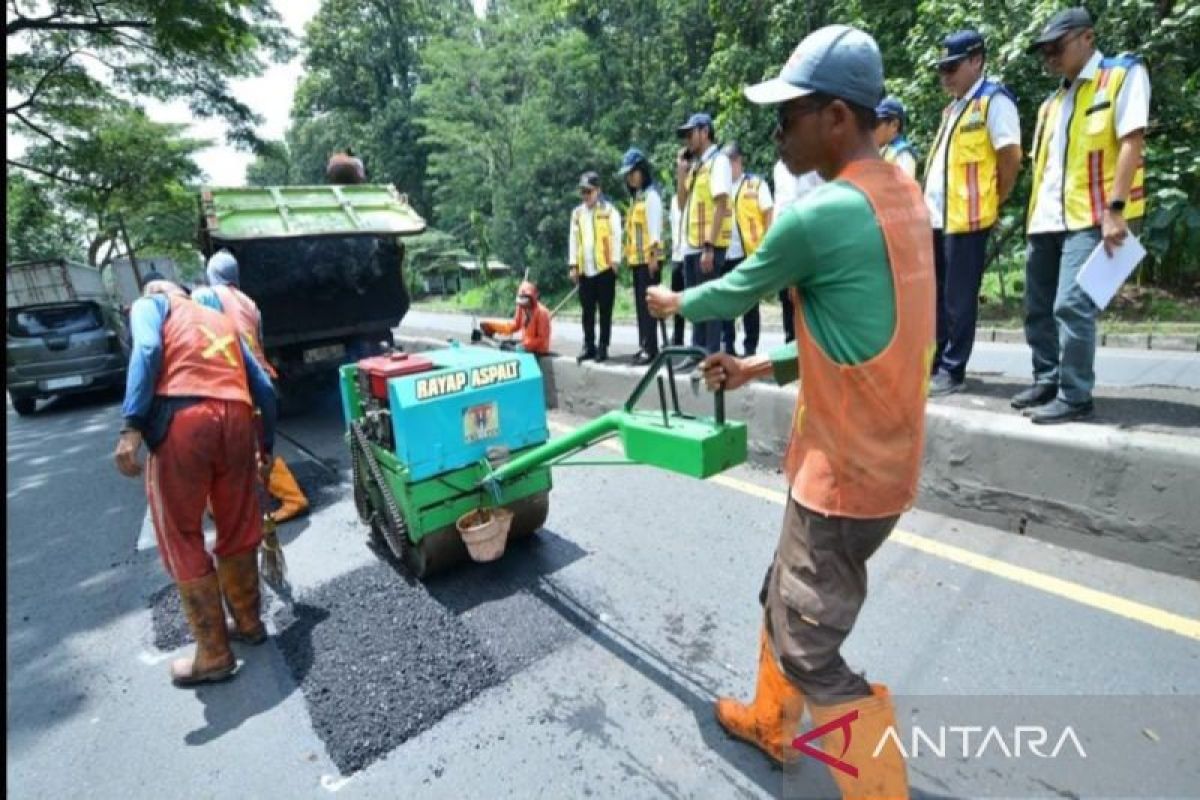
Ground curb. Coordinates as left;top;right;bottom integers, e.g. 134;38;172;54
399;335;1200;579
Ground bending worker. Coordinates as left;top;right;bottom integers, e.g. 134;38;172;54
194;251;309;524
478;279;552;355
114;279;278;687
649;25;933;798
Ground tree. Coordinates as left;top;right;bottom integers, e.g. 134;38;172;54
5;171;83;263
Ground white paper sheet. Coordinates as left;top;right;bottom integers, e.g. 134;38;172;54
1075;232;1147;310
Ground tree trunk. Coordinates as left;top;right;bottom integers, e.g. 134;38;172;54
117;214;141;286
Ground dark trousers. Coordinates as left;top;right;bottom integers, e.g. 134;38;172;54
719;257;760;355
670;261;686;346
578;269;616;351
683;248;726;354
779;289;795;343
932;227;992;380
631;264;661;355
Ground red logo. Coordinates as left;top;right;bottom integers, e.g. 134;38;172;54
792;710;859;777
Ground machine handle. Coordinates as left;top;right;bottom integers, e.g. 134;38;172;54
623;346;725;425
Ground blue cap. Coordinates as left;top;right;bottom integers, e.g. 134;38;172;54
676;112;714;136
875;96;906;122
618;148;648;176
744;25;884;110
937;30;985;68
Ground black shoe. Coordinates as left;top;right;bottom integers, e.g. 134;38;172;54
1030;398;1094;424
595;346;608;363
631;350;652;366
576;347;596;364
928;372;965;397
1011;383;1057;410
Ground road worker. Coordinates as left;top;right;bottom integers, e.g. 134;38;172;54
478;279;552;355
568;171;622;363
721;141;774;357
618;148;665;365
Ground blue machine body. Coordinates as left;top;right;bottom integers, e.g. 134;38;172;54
343;343;549;482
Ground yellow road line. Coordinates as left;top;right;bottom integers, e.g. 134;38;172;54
547;420;1200;641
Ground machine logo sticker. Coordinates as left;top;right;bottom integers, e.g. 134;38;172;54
471;360;520;389
464;402;500;443
415;370;468;400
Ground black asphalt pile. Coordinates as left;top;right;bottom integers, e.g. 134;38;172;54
273;562;501;775
149;583;191;651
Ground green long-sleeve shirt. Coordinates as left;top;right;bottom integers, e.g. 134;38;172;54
682;179;897;384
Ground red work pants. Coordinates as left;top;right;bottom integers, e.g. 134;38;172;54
145;399;263;581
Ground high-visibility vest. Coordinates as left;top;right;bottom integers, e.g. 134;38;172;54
926;80;1013;233
624;189;659;265
212;284;277;379
784;161;935;518
686;151;733;248
1028;54;1146;231
881;136;916;165
733;174;769;257
155;295;252;406
571;202;616;272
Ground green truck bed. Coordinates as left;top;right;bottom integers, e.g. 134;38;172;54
199;184;426;242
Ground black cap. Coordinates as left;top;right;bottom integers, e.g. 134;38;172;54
578;171;601;190
1027;7;1094;52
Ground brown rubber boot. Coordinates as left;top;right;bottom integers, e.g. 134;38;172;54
170;574;237;687
267;457;309;523
217;550;266;645
806;684;909;799
714;627;807;765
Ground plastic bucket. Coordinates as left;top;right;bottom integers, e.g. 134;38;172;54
455;507;514;562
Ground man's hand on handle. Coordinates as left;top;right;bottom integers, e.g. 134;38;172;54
699;352;760;392
646;285;681;319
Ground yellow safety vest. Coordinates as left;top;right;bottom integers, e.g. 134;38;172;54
926;80;1010;234
733;175;769;257
624;190;659;265
1028;54;1146;231
686;152;733;249
572;203;615;272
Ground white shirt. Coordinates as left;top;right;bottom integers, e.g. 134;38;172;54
669;195;684;263
726;174;775;260
639;185;664;255
891;148;918;180
772;161;823;217
1027;51;1151;234
567;200;623;277
923;75;1021;230
682;145;733;256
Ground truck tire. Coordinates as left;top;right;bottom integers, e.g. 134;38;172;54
10;395;36;416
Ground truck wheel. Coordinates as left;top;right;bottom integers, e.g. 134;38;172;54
10;395;36;416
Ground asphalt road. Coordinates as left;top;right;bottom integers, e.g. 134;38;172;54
7;388;1200;799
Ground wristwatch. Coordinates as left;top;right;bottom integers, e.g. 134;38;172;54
1108;199;1127;213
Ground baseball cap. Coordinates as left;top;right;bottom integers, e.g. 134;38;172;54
578;171;601;190
618;148;647;176
744;25;884;109
1027;7;1094;52
676;112;714;136
875;96;906;122
937;30;985;68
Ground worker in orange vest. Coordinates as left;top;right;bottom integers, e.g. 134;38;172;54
114;279;277;686
194;251;309;524
477;280;552;355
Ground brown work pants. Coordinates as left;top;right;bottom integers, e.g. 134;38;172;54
762;496;899;706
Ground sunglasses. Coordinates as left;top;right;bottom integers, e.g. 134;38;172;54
1040;30;1085;58
775;97;830;130
937;58;965;75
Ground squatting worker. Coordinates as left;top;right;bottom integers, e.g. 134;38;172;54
568;170;622;364
648;24;934;797
618;148;665;365
924;29;1022;397
874;96;918;179
114;279;277;687
194;250;309;524
1015;7;1150;424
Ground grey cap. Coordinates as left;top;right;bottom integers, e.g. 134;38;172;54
578;171;601;190
1028;7;1094;52
744;25;884;109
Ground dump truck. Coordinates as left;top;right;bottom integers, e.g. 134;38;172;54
197;184;426;395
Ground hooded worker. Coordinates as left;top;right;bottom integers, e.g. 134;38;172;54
193;250;310;523
477;280;552;355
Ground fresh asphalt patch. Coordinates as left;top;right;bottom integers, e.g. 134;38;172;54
148;582;191;652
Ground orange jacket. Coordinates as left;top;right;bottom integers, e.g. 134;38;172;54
480;281;552;354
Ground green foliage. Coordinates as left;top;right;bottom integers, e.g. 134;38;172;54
5;172;83;263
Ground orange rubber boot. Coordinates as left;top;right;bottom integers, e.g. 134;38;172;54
267;457;308;523
170;574;237;687
714;627;806;764
807;684;909;799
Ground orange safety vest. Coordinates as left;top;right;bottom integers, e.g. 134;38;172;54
784;160;936;518
212;284;277;379
155;294;252;407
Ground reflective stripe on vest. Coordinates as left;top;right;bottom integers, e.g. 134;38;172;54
733;175;769;256
926;81;1006;233
213;284;276;379
783;162;935;518
1028;55;1146;231
156;295;252;406
572;204;615;272
686;152;733;248
624;193;653;265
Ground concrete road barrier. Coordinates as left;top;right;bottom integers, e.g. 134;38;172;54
399;336;1200;579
